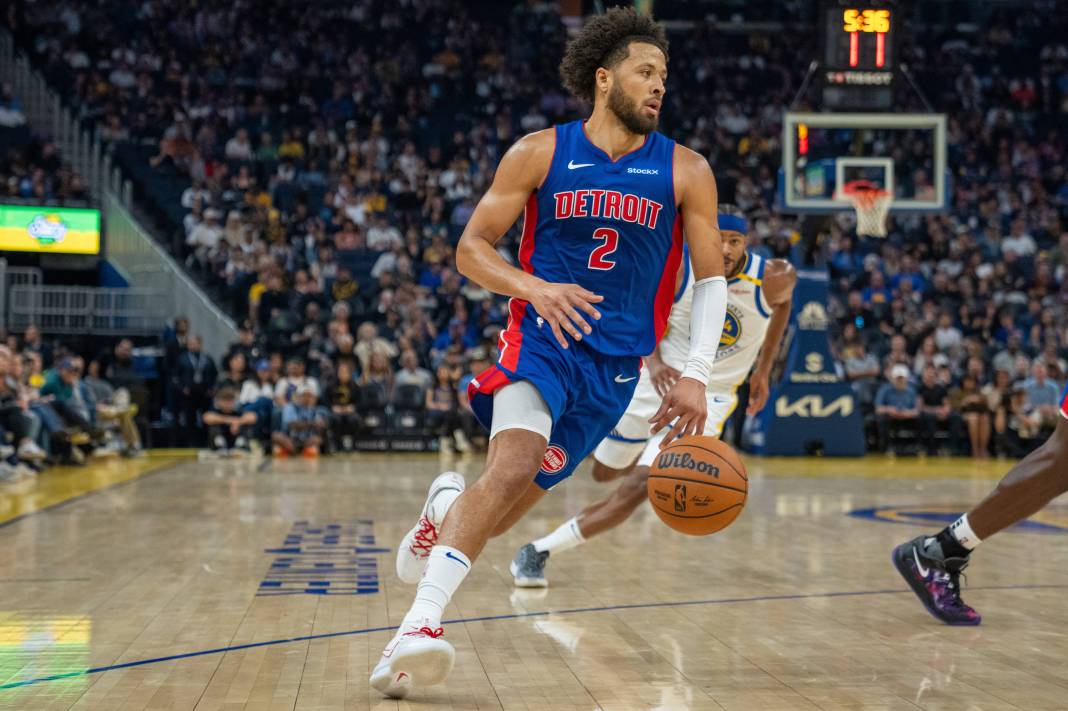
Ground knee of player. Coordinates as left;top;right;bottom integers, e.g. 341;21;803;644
591;461;627;482
1042;426;1068;483
479;432;548;488
619;467;650;503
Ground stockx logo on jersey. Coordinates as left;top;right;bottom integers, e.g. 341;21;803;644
554;189;664;230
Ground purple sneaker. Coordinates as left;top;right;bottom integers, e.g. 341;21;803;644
892;536;981;626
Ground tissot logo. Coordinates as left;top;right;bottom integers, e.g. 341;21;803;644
627;167;659;175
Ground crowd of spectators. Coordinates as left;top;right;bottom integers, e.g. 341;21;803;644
828;5;1068;456
159;316;482;456
0;326;145;482
4;2;1068;459
1;83;90;206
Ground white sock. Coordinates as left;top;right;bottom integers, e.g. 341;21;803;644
949;513;982;551
401;545;470;630
532;517;585;555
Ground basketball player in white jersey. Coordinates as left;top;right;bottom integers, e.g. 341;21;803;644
511;206;796;586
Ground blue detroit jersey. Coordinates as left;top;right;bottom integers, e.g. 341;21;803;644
508;120;683;358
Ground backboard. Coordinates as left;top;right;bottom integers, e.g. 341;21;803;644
778;112;948;214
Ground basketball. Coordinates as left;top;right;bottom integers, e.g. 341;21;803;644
647;435;748;536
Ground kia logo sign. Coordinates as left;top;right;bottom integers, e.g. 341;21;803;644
774;394;854;418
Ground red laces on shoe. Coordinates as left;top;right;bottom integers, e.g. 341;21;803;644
407;516;437;557
404;626;444;638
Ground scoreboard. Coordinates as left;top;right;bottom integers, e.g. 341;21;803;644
821;3;897;110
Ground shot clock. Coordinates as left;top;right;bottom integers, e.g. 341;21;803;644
821;2;897;110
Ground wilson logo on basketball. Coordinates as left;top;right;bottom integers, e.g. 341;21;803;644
541;445;568;474
656;452;720;477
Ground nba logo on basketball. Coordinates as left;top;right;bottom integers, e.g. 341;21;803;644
541;445;568;474
674;484;687;512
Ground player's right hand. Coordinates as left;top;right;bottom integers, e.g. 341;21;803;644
647;357;681;397
528;281;603;349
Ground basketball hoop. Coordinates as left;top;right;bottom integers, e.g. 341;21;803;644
838;180;892;238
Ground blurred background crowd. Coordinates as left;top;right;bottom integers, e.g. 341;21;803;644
1;0;1067;470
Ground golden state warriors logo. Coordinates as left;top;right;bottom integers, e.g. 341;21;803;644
717;304;743;357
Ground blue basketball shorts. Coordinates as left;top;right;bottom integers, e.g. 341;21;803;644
468;314;640;490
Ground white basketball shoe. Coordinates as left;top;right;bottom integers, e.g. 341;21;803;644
395;471;465;583
370;622;455;698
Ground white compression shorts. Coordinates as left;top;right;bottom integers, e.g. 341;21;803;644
489;379;553;442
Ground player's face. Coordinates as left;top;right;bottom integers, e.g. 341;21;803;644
606;42;666;135
721;230;749;277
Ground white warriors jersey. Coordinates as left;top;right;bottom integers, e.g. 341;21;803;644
658;249;772;393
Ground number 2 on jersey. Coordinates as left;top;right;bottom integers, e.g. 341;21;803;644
588;228;618;271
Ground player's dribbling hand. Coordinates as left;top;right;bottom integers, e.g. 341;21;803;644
529;282;603;349
747;371;770;416
650;377;708;447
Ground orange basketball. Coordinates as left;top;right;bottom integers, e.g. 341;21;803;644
646;435;748;536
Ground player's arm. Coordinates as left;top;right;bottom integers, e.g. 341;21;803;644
747;260;797;415
650;147;727;444
646;343;679;398
455;130;602;350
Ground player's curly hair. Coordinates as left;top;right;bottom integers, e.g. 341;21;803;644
559;7;669;104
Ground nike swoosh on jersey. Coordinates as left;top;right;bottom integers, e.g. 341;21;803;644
614;374;637;383
567;160;594;170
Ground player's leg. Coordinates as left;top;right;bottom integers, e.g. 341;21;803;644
439;428;547;557
513;390;735;587
394;378;551;583
511;387;651;586
581;462;653;533
372;380;551;697
491;481;548;537
512;454;646;588
591;459;630;482
893;417;1068;625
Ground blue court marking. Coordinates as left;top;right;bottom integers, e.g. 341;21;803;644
3;582;1067;691
850;505;1068;534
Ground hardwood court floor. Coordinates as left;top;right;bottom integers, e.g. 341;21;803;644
1;451;1068;710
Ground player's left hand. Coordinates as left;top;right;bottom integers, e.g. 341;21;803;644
747;372;770;416
649;377;708;447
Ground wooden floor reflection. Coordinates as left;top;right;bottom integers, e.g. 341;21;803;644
1;452;1066;710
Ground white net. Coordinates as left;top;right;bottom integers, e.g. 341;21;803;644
843;186;893;237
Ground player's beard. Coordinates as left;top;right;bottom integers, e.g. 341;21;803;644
607;82;658;135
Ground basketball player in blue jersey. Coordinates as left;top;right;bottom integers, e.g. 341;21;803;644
510;207;796;587
371;9;730;698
